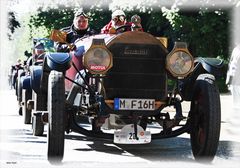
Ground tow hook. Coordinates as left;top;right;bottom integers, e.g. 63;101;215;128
133;116;139;140
173;98;184;120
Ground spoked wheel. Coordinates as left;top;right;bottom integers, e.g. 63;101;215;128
190;74;221;161
47;70;65;163
23;89;32;124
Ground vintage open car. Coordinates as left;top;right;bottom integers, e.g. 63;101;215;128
19;38;54;129
32;24;223;163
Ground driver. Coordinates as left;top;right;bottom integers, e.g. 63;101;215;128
101;9;142;34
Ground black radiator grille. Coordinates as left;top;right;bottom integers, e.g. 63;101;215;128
104;43;167;100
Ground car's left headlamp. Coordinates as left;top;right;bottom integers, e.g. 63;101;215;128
83;39;113;74
166;42;194;78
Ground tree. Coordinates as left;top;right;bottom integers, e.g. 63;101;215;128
8;12;20;40
28;6;112;34
165;9;230;60
28;6;230;59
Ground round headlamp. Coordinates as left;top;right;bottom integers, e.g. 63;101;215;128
83;47;113;74
166;42;193;78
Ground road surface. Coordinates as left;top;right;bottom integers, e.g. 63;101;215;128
0;89;240;168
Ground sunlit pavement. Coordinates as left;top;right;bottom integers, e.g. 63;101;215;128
0;89;240;168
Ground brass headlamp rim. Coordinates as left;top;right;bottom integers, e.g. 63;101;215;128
83;44;113;74
166;46;194;78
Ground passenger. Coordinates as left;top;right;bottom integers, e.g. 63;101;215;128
12;58;23;88
15;58;22;68
101;9;143;34
56;8;96;52
12;59;23;73
130;14;143;31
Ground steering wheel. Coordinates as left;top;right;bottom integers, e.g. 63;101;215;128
115;24;132;33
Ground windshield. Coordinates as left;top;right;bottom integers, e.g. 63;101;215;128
33;38;55;52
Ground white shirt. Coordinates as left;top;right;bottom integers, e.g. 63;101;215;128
227;44;240;85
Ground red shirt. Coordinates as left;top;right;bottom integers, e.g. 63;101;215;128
101;21;143;34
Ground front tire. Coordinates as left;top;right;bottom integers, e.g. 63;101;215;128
32;115;44;136
190;74;221;161
47;71;65;163
18;106;22;116
23;89;32;124
31;91;46;136
17;70;24;105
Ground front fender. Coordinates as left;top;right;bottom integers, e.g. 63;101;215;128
30;65;42;94
46;52;72;72
21;75;31;90
179;57;223;101
194;57;224;77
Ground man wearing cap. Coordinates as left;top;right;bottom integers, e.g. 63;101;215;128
101;9;143;34
56;8;96;52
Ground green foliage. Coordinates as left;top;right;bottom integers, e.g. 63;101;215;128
216;75;229;93
143;8;230;61
28;6;112;34
7;1;232;59
88;8;112;33
8;12;20;40
21;7;231;63
29;7;75;37
9;5;231;92
171;10;230;60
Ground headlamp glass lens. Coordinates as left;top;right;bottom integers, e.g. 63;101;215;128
168;51;193;76
85;48;111;72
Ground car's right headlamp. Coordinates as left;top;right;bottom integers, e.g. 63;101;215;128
166;42;194;78
83;39;113;74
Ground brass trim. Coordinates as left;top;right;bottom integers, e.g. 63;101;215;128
166;42;194;78
50;29;67;44
156;37;168;48
83;43;113;74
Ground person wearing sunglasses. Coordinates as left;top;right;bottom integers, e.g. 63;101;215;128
101;9;142;34
56;8;96;52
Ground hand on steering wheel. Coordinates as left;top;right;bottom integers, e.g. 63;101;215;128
115;24;132;33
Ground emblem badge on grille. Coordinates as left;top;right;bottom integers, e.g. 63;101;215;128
124;48;148;55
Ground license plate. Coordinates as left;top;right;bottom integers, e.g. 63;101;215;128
114;124;151;144
114;98;155;110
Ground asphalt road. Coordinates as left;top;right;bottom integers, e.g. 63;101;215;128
0;89;240;168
